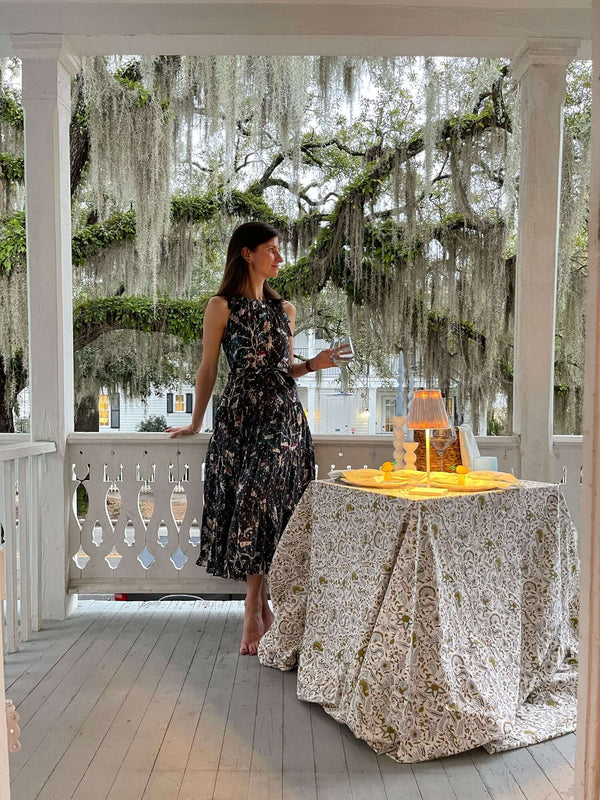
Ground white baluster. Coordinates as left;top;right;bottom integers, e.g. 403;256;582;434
18;458;32;642
3;460;18;653
30;455;42;632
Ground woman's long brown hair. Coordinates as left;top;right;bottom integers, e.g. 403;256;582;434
216;221;283;302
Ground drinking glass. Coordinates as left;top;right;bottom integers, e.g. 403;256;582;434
430;426;456;472
330;335;355;394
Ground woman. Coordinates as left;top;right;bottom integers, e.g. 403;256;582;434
167;221;341;655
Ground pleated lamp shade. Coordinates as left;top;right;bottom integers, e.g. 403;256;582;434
407;389;450;430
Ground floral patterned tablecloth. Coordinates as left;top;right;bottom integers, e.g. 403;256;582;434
258;480;579;762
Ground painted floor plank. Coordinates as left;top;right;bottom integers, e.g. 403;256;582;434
180;606;243;776
248;664;284;800
67;602;188;800
4;607;90;690
218;622;262;772
282;669;316;799
250;664;284;773
376;755;423;800
347;771;387;800
247;770;282;800
6;603;110;706
527;740;575;800
105;604;203;800
41;602;190;800
341;724;381;774
314;771;352;800
141;601;223;800
212;769;250;800
441;752;493;800
549;735;576;770
176;769;218;800
9;604;163;800
412;760;459;800
10;601;137;786
175;605;235;800
310;704;347;774
10;602;119;726
471;748;528;800
282;770;317;800
501;748;564;800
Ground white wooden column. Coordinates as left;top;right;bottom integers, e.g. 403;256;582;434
511;39;579;481
576;6;600;798
12;35;80;620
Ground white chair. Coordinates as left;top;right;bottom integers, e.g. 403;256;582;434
458;423;498;471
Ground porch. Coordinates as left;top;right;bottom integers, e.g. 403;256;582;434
0;0;599;797
5;599;577;800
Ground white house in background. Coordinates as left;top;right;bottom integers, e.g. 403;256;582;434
97;329;403;435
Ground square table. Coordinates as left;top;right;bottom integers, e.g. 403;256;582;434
258;479;579;762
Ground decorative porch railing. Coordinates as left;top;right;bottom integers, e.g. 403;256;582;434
0;441;56;653
66;433;395;595
65;433;581;596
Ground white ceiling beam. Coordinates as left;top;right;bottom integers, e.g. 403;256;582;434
0;3;591;58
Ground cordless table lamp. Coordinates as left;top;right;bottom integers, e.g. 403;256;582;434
407;388;451;495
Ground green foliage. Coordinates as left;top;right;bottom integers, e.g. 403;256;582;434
72;211;136;266
565;61;591;137
71;188;288;267
137;414;167;432
114;62;170;112
0;87;23;129
76;483;89;516
0;152;24;183
486;414;504;436
171;194;220;222
223;189;288;229
0;212;26;276
73;294;211;348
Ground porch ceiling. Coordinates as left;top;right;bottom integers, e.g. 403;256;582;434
0;1;591;58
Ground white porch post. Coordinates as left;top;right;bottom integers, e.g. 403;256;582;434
12;35;79;620
576;5;600;797
511;39;579;481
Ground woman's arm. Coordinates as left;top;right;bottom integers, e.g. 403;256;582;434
283;301;337;378
167;296;229;437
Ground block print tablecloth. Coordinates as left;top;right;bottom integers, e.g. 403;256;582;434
258;480;579;762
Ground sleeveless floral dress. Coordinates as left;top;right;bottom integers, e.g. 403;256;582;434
198;295;315;580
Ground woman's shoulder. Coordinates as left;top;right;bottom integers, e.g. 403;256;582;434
204;295;231;326
206;294;229;311
281;300;296;318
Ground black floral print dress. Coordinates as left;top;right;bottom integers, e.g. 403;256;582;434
198;294;315;580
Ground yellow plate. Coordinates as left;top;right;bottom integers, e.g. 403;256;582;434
340;477;413;489
430;480;499;492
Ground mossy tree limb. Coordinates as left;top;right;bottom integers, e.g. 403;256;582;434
73;294;211;351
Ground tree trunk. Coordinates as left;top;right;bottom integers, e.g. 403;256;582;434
75;394;99;432
0;353;26;434
0;397;14;432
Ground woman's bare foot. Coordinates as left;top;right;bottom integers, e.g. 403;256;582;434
261;578;274;634
262;601;274;634
240;601;264;656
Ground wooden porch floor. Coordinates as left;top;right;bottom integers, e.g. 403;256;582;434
4;600;576;800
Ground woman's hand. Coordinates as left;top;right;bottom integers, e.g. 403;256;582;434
165;425;199;438
310;343;352;370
